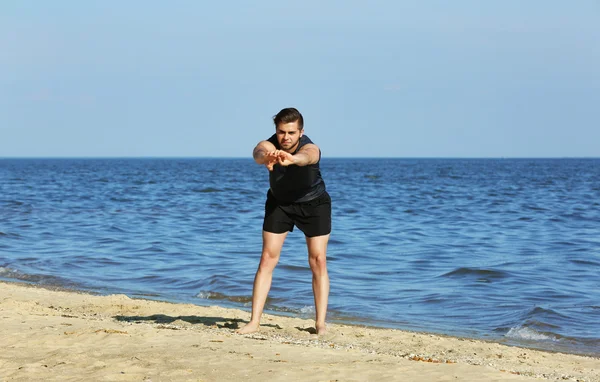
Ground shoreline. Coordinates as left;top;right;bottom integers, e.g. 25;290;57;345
1;280;599;381
1;275;595;358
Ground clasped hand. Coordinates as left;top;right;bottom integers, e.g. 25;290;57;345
264;150;295;171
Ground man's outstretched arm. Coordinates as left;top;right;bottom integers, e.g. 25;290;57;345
276;143;320;167
253;141;276;164
253;141;278;170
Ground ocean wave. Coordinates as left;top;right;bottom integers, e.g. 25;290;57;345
569;259;600;266
299;306;315;315
192;187;222;193
0;266;77;287
440;267;509;282
524;306;568;320
110;197;137;203
195;290;252;304
505;326;558;342
269;304;316;316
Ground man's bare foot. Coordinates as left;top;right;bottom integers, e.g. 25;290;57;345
236;321;260;334
315;323;327;336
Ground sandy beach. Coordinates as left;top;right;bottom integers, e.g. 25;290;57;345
1;281;598;382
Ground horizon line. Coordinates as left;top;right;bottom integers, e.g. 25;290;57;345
1;156;599;160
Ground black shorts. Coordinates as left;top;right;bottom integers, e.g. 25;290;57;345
263;191;332;237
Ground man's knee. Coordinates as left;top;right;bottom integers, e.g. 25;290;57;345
309;253;327;270
259;250;280;270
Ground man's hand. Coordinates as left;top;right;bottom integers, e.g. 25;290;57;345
263;150;296;170
263;151;280;171
275;150;296;167
265;145;318;169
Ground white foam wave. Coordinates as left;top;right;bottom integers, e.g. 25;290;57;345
505;326;557;342
299;306;315;315
196;291;216;299
0;266;16;275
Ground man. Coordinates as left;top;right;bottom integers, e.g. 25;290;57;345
237;107;331;336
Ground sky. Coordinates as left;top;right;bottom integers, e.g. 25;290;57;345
1;1;598;158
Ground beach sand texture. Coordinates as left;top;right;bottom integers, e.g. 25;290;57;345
1;281;598;382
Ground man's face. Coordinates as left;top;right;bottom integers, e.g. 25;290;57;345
276;121;303;152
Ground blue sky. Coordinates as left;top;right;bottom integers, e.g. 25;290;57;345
1;1;598;157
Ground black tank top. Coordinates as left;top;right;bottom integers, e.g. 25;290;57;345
267;134;326;203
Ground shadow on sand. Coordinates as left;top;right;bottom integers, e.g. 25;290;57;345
113;314;282;330
295;326;317;335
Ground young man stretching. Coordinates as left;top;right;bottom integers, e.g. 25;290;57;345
237;107;331;336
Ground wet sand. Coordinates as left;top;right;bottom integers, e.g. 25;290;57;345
1;281;598;381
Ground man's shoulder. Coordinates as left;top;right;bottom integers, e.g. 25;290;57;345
300;135;314;145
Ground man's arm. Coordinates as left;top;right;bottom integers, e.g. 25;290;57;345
253;141;277;165
276;143;320;167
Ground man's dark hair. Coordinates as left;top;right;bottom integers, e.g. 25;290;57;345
273;108;304;130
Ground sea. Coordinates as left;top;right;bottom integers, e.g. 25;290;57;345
1;158;599;356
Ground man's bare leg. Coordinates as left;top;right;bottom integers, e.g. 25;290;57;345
306;234;330;335
237;231;288;334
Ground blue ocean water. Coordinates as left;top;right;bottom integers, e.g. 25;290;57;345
1;158;599;355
